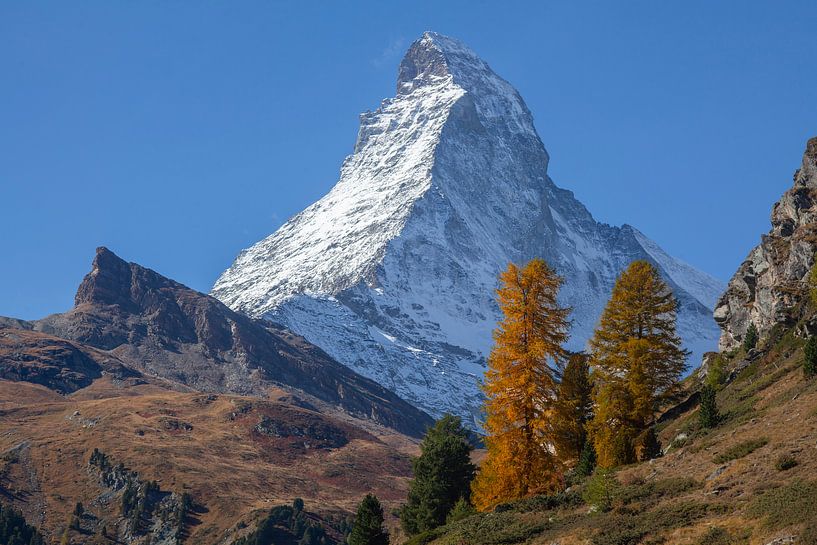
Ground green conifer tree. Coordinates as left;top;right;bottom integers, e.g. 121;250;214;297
553;352;593;463
743;323;758;351
637;427;662;461
575;441;597;478
699;384;719;428
805;336;817;379
400;415;476;534
348;495;388;545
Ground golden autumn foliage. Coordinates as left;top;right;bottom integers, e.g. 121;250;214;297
588;260;688;468
471;259;570;511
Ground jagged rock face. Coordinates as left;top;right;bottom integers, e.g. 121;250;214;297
715;138;817;350
212;32;723;428
6;247;432;437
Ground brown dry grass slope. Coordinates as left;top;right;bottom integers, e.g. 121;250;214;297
0;377;418;544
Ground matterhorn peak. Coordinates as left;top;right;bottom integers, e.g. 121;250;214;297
213;32;723;427
397;32;488;93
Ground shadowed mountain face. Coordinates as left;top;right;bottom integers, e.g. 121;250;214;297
1;247;432;437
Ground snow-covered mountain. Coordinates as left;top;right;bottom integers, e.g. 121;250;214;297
212;32;723;428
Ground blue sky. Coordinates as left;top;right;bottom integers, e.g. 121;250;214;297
1;1;815;320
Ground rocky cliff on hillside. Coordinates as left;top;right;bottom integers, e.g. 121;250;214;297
212;31;724;427
1;247;432;437
715;137;817;350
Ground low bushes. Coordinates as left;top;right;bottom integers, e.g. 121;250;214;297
748;480;817;529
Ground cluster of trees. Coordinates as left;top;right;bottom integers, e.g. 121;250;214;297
0;503;44;545
88;447;193;543
233;499;333;545
471;258;689;510
341;415;477;545
122;478;160;532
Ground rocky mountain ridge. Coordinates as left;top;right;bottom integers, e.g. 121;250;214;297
0;247;432;437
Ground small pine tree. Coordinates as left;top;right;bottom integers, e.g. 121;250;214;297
400;414;475;535
582;469;619;512
810;261;817;306
637;427;662;461
445;497;475;524
699;384;720;428
575;441;597;478
805;336;817;379
705;355;726;390
348;495;388;545
743;323;759;351
553;352;594;464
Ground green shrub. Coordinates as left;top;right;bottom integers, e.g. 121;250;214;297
499;489;583;513
590;501;718;545
616;477;699;506
712;437;768;464
775;453;798;471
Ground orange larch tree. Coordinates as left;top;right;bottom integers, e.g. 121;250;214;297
471;258;570;511
588;260;688;467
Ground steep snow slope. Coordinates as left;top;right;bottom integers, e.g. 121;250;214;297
213;32;723;427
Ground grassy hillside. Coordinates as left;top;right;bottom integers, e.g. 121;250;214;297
0;377;418;544
406;323;817;545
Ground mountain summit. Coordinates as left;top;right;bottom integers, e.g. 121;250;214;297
212;32;723;427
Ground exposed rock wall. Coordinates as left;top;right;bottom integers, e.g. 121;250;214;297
714;137;817;350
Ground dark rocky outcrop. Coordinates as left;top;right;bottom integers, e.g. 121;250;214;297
2;247;432;437
715;137;817;350
253;415;349;449
0;327;136;394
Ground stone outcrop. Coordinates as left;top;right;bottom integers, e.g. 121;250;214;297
714;137;817;350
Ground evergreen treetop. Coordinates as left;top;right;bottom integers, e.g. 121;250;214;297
348;495;388;545
743;323;759;351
